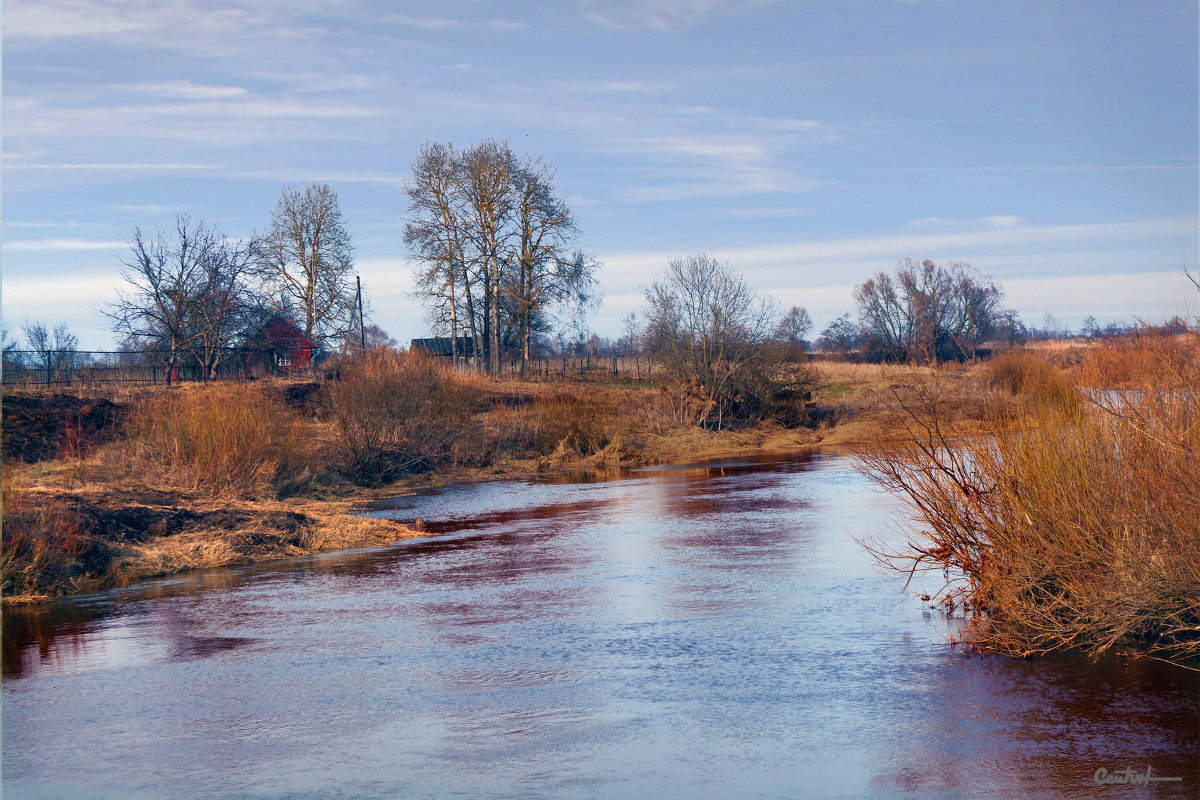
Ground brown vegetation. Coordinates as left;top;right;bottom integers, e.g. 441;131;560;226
0;348;1002;602
858;331;1200;667
328;350;484;483
125;383;317;498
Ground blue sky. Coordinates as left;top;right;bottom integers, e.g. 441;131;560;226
3;0;1197;349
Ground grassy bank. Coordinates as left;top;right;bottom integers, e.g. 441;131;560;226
3;351;1003;603
857;333;1200;668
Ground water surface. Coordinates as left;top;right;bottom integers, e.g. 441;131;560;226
4;452;1196;799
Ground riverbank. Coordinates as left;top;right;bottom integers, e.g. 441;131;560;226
2;356;1004;603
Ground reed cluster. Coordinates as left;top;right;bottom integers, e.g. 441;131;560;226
126;384;315;498
1;475;92;596
859;331;1200;666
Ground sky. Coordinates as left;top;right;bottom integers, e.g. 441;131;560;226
3;0;1197;350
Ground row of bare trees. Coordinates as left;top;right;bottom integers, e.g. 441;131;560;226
108;185;361;378
405;140;597;375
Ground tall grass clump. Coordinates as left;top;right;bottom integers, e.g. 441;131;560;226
1;472;93;596
128;384;314;498
328;349;483;483
859;334;1200;666
983;349;1079;410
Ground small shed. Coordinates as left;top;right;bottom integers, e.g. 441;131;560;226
410;337;475;358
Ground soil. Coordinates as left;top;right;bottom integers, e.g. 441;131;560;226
3;393;126;463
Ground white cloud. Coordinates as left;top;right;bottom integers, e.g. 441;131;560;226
909;215;1024;229
594;218;1198;308
4;162;220;171
2;239;126;251
387;14;526;31
725;206;814;219
3;221;108;228
129;80;250;100
580;0;779;29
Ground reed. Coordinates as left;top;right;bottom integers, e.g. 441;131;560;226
1;473;93;596
858;333;1200;666
127;383;315;498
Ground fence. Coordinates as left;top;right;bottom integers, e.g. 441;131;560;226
465;355;658;382
1;349;311;388
1;349;661;388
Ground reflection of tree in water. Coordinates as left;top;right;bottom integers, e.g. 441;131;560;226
2;603;110;679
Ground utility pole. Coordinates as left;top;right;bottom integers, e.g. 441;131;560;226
356;275;365;350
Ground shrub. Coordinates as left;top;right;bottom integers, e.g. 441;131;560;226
982;350;1079;411
328;350;481;483
128;384;314;498
859;337;1200;666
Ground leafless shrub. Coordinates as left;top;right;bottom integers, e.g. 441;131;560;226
328;350;482;483
1;475;93;596
857;336;1200;667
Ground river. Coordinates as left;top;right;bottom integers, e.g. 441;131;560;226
3;451;1196;799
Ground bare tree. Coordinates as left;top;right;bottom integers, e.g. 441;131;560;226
109;215;211;381
642;253;778;428
362;324;398;350
405;141;476;365
22;321;79;383
508;156;583;375
190;234;256;378
774;305;813;360
816;314;860;355
774;306;813;346
559;252;601;357
855;259;1005;362
407;140;601;373
459;140;517;374
255;184;357;347
108;215;254;381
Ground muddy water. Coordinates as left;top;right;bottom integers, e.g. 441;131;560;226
3;452;1196;799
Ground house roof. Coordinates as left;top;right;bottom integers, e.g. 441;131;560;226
410;336;474;356
256;315;317;350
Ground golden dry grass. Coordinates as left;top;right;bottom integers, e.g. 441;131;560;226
125;383;317;498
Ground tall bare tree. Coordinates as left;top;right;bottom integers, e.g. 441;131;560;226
109;215;213;381
255;184;357;347
108;215;256;381
405;141;476;365
406;140;600;373
508;157;588;374
459;140;517;374
189;234;256;379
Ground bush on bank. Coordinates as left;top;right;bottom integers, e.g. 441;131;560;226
858;331;1200;666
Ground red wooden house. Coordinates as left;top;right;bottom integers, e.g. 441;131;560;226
248;315;319;373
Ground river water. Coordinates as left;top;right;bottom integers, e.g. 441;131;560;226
3;452;1196;799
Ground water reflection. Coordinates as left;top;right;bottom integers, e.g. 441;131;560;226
4;451;1196;800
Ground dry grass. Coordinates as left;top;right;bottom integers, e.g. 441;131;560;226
857;332;1200;667
807;360;999;446
113;498;425;583
1;472;94;597
3;352;1012;600
125;383;317;498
